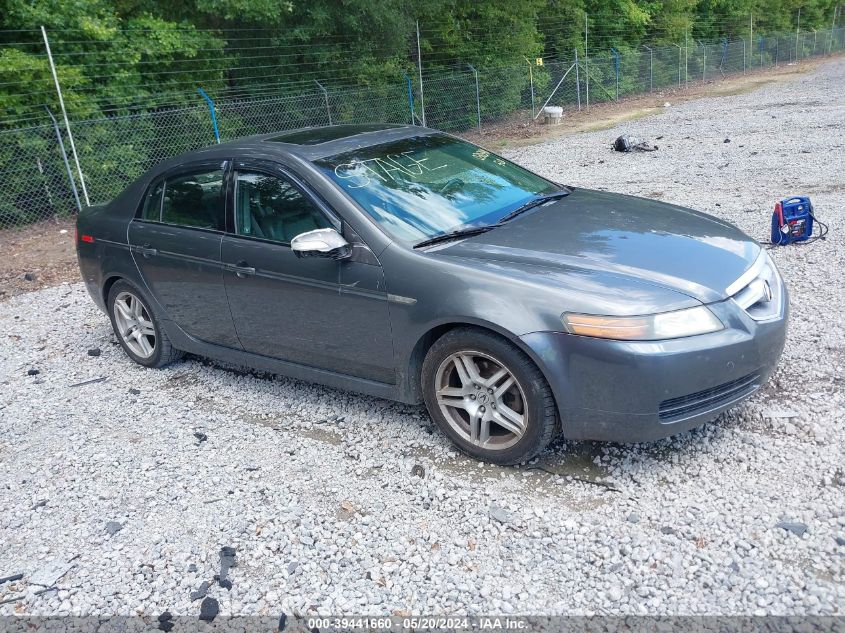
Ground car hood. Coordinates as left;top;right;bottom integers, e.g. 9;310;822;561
432;188;760;305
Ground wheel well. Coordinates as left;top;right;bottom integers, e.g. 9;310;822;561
101;275;122;306
406;322;520;403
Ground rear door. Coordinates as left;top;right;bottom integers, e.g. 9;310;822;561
220;161;395;383
128;160;240;348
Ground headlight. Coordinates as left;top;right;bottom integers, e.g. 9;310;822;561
561;306;723;341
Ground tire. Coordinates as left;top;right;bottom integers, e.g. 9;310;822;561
421;327;557;465
107;279;184;368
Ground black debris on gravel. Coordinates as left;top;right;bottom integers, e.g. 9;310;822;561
218;546;237;589
69;376;107;388
0;573;23;584
31;500;47;510
278;613;287;631
199;597;219;622
193;431;207;443
411;464;425;478
24;273;37;282
27;369;40;376
87;348;101;357
158;612;173;632
190;580;210;601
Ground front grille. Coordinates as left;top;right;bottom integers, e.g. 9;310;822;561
729;253;783;321
658;373;759;421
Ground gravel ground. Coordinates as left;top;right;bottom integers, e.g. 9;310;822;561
1;60;844;619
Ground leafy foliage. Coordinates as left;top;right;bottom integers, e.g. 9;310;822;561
0;0;841;223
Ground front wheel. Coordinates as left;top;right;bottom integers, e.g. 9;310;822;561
421;328;558;465
107;280;183;368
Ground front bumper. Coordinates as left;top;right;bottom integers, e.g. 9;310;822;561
519;294;788;442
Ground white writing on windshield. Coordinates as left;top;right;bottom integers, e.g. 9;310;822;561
334;151;447;189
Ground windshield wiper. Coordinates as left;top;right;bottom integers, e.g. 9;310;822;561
413;189;571;250
413;225;496;249
496;190;571;225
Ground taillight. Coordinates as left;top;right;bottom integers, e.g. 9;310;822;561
80;233;95;243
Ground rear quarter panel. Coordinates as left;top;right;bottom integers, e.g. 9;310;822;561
75;184;148;312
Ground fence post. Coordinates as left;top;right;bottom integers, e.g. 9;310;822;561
702;42;707;81
750;13;754;68
415;20;426;127
524;57;535;118
197;88;221;143
44;106;81;213
674;44;682;86
574;49;581;110
642;45;653;92
610;48;620;100
402;73;416;124
741;38;746;73
775;38;779;66
467;64;481;131
584;13;589;108
41;25;90;207
314;80;332;125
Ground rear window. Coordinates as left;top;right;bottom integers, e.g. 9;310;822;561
160;170;225;231
140;181;164;221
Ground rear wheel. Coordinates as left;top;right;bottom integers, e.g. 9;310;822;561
421;328;557;465
108;280;183;368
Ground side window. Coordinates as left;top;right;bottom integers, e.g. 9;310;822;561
235;171;332;243
140;181;164;221
161;169;225;231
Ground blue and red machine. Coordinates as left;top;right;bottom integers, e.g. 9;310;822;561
771;196;815;245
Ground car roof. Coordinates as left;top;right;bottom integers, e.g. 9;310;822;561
155;123;440;173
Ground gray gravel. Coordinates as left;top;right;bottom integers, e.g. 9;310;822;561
2;60;844;617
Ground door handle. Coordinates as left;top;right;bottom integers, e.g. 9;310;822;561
139;244;157;258
233;261;256;278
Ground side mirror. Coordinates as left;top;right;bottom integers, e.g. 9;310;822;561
290;228;351;260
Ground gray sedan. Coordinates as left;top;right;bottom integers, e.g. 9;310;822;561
76;124;787;464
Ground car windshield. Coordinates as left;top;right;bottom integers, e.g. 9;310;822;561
314;134;561;243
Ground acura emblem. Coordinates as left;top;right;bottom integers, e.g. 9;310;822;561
763;281;773;302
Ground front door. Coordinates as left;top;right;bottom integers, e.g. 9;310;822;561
128;162;240;348
221;165;395;383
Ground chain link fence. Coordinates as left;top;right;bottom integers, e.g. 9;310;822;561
0;118;81;227
2;27;844;228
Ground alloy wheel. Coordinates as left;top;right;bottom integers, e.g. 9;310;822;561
113;291;156;359
434;350;527;450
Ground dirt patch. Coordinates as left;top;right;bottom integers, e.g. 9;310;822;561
461;55;841;149
0;218;80;300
